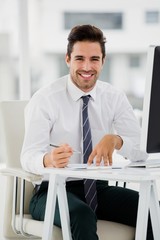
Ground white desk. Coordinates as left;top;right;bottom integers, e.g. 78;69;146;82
42;167;160;240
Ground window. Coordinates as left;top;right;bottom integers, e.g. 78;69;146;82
64;12;123;30
129;55;140;68
145;11;159;24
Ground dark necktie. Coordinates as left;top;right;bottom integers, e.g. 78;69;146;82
82;95;98;212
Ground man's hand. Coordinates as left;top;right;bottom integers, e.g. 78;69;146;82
43;144;73;168
88;134;123;166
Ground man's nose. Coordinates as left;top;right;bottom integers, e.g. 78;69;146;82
82;60;92;70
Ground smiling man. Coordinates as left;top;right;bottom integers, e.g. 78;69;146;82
21;25;153;240
66;41;103;92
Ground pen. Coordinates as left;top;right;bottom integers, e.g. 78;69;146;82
50;144;81;154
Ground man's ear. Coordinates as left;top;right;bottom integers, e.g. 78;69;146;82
102;56;106;66
65;54;70;67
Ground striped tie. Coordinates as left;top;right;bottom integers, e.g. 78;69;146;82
82;95;98;212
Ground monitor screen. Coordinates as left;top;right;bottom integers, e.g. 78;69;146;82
141;45;160;159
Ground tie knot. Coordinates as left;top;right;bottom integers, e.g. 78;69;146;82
82;95;90;105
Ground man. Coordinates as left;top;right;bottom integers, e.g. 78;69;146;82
21;24;152;239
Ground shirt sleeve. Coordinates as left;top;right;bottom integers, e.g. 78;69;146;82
113;92;147;161
20;94;54;175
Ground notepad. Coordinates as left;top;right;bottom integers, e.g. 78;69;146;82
66;163;126;170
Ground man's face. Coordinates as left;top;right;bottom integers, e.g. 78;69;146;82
66;41;105;92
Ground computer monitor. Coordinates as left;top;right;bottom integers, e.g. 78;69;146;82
140;45;160;160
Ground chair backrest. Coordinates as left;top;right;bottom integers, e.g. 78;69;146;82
0;100;32;239
0;100;28;168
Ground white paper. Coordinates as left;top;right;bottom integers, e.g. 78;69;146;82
66;163;126;170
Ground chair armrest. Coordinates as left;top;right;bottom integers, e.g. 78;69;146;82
0;167;43;183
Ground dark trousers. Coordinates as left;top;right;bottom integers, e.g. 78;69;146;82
29;180;153;240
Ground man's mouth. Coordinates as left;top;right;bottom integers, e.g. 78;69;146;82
79;73;94;79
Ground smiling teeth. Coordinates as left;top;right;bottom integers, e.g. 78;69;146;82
81;74;92;77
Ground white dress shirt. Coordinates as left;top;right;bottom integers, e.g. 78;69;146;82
21;75;141;175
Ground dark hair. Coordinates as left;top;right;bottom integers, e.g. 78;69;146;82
67;25;106;60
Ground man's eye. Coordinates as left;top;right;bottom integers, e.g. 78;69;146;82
92;58;100;61
75;57;83;61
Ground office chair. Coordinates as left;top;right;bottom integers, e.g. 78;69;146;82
0;100;135;240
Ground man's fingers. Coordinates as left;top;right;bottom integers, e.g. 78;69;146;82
88;150;113;166
103;156;110;166
108;152;113;166
54;145;72;154
95;155;102;166
88;150;96;165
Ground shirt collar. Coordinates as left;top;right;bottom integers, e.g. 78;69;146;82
67;75;97;101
